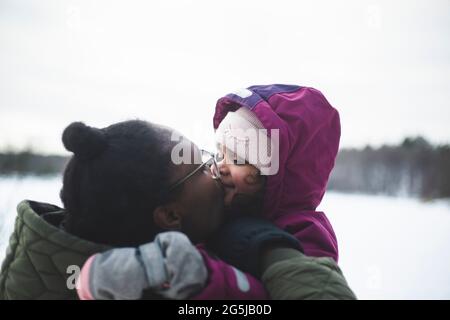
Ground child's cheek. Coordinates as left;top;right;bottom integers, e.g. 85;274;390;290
229;165;257;193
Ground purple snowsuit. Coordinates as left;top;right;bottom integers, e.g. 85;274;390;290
193;84;340;299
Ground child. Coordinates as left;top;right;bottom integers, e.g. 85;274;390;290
212;84;340;262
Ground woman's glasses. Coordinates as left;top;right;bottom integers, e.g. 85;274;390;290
165;149;221;194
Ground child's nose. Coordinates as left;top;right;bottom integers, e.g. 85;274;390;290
209;165;220;179
217;161;234;187
217;160;230;176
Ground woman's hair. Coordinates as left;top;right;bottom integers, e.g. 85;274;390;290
60;120;176;247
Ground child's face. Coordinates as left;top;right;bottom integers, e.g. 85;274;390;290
217;147;266;211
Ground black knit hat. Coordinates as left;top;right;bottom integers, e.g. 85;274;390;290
60;120;175;247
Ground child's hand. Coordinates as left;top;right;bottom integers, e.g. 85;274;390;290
206;215;301;278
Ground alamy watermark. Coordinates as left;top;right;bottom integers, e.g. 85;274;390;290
170;128;280;176
66;264;81;290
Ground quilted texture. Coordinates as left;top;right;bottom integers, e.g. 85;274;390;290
0;200;110;300
262;253;356;300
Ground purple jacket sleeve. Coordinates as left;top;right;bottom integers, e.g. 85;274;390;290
274;211;339;263
191;245;269;300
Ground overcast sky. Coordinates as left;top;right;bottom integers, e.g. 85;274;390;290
1;0;449;155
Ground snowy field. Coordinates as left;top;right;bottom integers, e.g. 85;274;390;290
1;176;449;299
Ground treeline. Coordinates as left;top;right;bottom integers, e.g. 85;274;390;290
0;151;68;176
1;137;449;199
328;137;450;199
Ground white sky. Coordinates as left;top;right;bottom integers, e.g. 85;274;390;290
1;0;449;155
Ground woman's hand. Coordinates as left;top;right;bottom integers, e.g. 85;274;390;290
77;231;207;300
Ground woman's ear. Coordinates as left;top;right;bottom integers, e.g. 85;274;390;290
153;205;182;230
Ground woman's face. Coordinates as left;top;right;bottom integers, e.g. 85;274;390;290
156;137;225;244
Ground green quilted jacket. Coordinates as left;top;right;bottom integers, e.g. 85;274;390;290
262;248;357;300
0;200;110;300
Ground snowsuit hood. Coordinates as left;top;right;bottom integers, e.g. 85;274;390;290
213;85;340;261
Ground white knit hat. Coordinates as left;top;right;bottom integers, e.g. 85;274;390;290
215;107;278;175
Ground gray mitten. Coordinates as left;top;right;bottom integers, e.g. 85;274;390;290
80;231;207;300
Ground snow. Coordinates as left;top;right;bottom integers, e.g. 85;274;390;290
318;192;450;299
1;176;449;299
0;176;62;264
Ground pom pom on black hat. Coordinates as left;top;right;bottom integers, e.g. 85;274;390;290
62;122;107;160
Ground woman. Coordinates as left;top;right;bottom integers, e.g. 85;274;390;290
0;120;268;299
